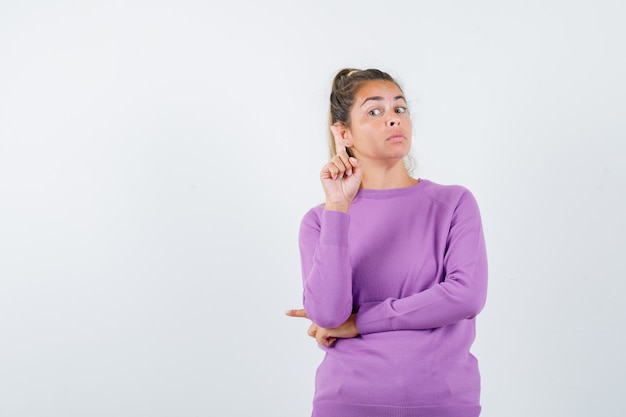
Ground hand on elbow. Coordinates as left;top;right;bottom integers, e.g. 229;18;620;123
307;314;359;347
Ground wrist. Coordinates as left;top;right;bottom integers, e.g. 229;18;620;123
324;202;350;213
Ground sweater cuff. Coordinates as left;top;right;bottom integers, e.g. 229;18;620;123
356;301;393;335
319;210;350;246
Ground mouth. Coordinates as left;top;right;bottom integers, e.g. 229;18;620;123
386;134;405;143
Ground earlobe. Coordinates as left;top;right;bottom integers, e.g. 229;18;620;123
343;133;353;148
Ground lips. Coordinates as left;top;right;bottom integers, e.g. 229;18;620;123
386;134;405;143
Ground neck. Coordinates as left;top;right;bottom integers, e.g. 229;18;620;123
359;160;417;190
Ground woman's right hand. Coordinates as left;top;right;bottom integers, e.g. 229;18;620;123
286;309;359;347
321;126;362;212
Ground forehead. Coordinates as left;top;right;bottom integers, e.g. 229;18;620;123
354;80;404;101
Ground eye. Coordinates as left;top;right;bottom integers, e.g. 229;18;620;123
368;108;382;116
395;106;407;114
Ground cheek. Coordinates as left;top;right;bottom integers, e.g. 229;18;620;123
404;117;413;134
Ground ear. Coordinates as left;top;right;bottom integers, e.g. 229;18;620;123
332;122;353;147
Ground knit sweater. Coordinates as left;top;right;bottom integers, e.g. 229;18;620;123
299;179;488;417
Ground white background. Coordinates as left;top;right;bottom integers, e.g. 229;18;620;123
1;1;624;416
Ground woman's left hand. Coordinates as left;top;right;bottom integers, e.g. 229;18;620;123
286;309;359;347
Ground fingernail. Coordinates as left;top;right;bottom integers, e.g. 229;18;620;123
347;169;352;176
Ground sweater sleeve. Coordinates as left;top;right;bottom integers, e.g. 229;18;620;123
356;190;488;333
299;209;354;329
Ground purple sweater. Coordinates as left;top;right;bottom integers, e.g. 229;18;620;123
299;179;488;417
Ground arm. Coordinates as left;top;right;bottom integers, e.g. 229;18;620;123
298;209;354;329
356;190;488;334
296;125;362;329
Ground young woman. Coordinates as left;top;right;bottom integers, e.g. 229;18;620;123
287;68;488;417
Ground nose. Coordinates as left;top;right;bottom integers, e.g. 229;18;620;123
388;115;400;127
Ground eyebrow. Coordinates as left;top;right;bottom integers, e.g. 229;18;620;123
360;95;406;107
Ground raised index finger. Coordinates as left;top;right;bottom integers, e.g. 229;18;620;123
330;125;348;157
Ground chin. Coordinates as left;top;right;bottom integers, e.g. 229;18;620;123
390;147;411;160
